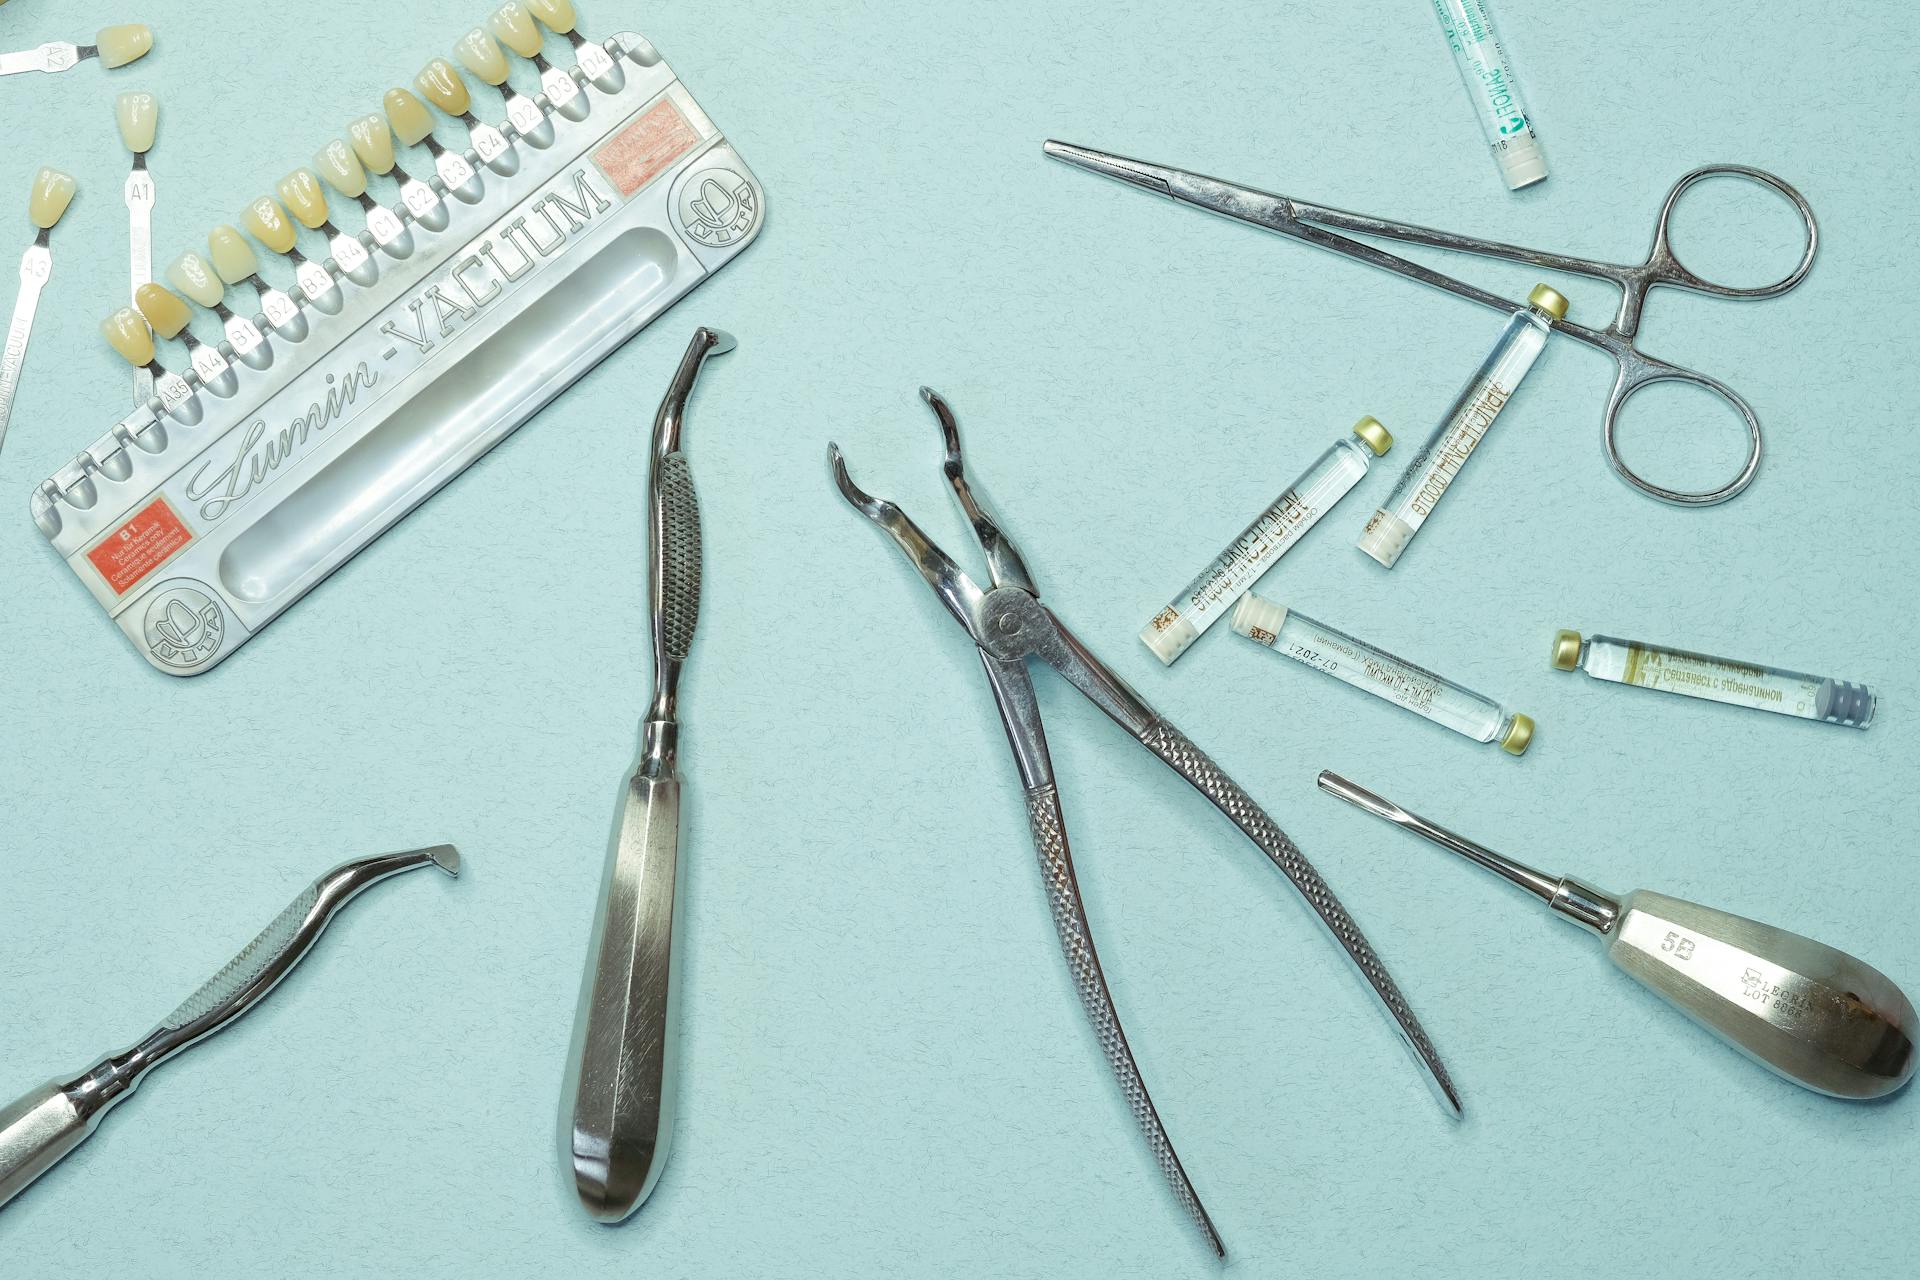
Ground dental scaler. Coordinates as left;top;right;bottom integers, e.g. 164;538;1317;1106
0;846;461;1212
1318;772;1915;1100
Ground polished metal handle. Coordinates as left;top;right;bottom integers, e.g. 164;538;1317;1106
1606;890;1914;1100
0;1083;91;1211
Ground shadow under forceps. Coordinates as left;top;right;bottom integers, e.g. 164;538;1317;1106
830;390;1459;1256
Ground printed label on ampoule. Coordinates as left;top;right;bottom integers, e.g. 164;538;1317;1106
1623;648;1822;716
1404;379;1509;519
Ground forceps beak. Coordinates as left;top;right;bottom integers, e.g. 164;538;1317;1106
1042;141;1175;198
827;442;990;635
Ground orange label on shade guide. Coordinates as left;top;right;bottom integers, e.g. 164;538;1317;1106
593;99;701;198
87;497;193;595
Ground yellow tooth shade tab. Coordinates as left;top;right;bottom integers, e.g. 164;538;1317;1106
454;28;510;85
527;0;576;34
28;167;76;229
489;3;544;58
114;91;159;154
134;283;192;339
102;307;156;366
384;88;435;145
208;224;258;282
415;58;473;116
347;113;397;175
242;196;299;253
277;169;330;230
315;139;369;199
166;251;225;307
95;23;154;69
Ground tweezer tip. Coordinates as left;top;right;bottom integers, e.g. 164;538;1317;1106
424;844;461;876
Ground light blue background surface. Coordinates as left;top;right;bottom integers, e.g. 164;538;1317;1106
2;1;1915;1275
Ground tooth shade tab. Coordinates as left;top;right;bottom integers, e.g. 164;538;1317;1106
166;251;225;307
134;283;193;339
347;113;398;175
277;169;331;229
315;139;369;199
242;196;299;253
208;224;260;281
490;4;545;57
114;91;159;154
415;58;473;116
527;0;577;33
385;88;436;145
455;28;511;85
28;167;77;229
102;307;157;366
95;24;154;68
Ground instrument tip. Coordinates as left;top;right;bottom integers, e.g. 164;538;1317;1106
424;844;461;876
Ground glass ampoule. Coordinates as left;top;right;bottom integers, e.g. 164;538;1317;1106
1232;592;1534;754
1552;630;1875;729
1141;417;1392;666
1357;284;1567;569
1432;0;1548;190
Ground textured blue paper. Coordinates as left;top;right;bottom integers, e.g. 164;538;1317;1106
2;1;1914;1275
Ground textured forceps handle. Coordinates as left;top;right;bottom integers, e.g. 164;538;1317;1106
1024;784;1225;1257
655;453;703;666
1140;721;1462;1115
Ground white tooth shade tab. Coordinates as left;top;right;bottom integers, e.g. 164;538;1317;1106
384;88;435;146
277;169;331;229
315;139;369;199
527;0;577;34
166;251;225;307
102;307;156;366
489;4;544;58
134;283;192;339
95;24;154;69
454;30;510;86
114;91;159;154
415;58;473;116
208;224;258;282
347;114;398;175
28;167;77;229
242;197;298;254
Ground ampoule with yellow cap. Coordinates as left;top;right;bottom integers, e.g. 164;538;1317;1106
1141;415;1394;666
1551;629;1874;729
1232;592;1535;755
1357;283;1568;569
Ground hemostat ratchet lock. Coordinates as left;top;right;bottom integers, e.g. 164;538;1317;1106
830;390;1459;1257
0;845;461;1213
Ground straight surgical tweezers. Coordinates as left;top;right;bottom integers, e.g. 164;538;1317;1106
830;390;1459;1256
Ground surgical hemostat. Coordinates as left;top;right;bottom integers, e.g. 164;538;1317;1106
829;391;1459;1256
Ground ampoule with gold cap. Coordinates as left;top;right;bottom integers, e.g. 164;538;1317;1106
1552;629;1874;729
1357;283;1569;570
1232;592;1535;755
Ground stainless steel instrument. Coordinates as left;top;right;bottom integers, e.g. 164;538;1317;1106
831;391;1461;1257
1044;141;1817;507
33;12;763;676
1318;771;1915;1099
562;326;729;1223
0;845;461;1213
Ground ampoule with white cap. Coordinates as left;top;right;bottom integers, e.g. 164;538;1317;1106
1231;592;1535;755
1141;416;1392;666
1551;630;1875;729
1432;0;1547;190
1357;284;1567;570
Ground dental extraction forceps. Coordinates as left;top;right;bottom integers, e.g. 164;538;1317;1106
1045;142;1818;506
830;390;1458;1256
